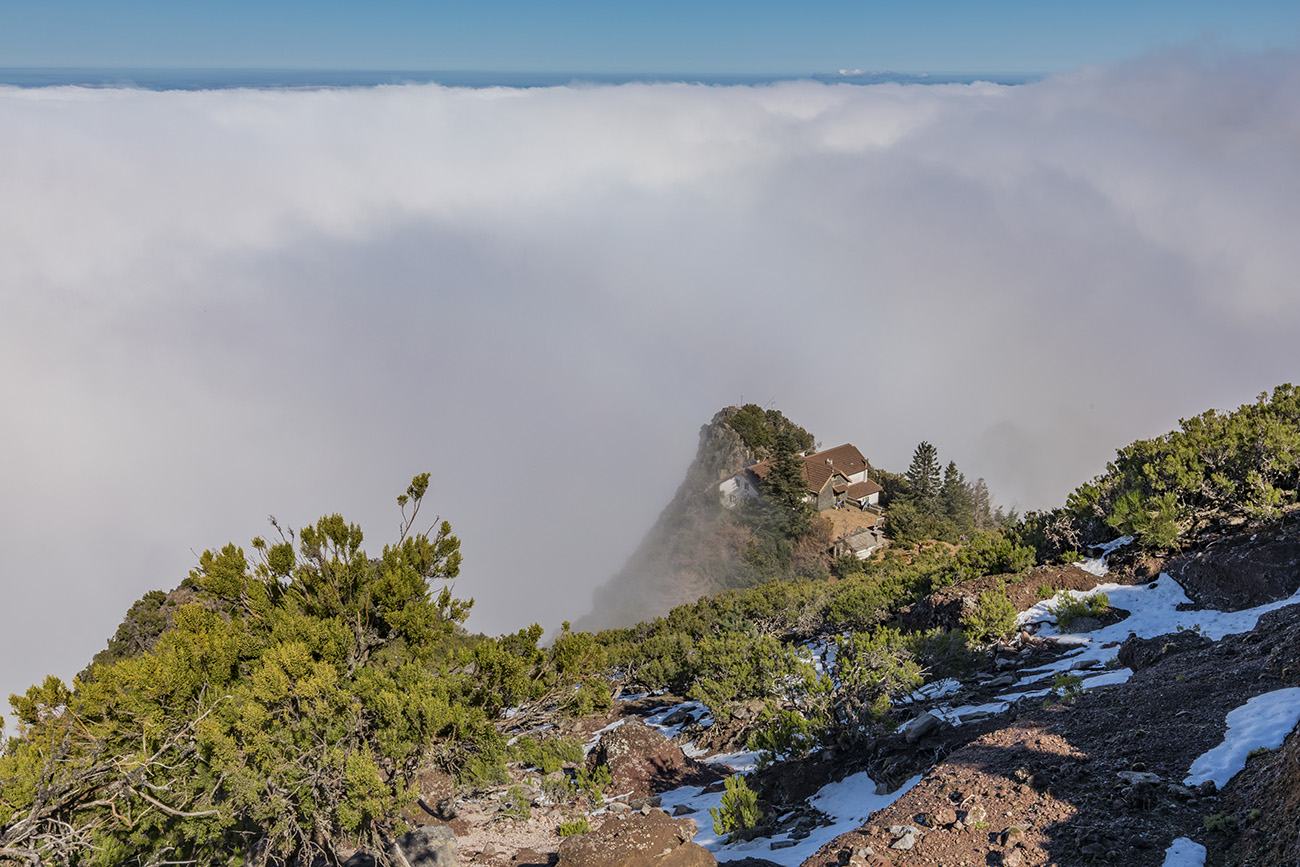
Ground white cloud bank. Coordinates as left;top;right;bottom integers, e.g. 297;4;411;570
3;49;1300;714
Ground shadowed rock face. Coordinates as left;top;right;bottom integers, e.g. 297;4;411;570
391;825;456;866
556;810;714;867
1117;629;1213;672
1165;521;1300;612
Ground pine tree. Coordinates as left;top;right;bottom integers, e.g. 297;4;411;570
940;461;976;533
972;478;993;530
905;441;941;507
763;426;814;540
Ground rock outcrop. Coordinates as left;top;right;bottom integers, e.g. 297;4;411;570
588;720;717;797
556;810;714;867
390;825;456;867
576;408;760;631
1117;629;1213;671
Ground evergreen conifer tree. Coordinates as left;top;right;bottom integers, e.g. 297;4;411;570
763;427;814;540
940;461;976;533
905;441;941;507
972;478;993;530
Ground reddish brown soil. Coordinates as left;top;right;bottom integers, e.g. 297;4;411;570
800;603;1300;867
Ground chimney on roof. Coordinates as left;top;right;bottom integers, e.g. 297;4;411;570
826;458;833;465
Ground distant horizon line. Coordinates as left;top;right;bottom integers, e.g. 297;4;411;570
0;66;1042;91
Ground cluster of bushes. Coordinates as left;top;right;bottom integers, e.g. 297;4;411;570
723;404;815;457
1016;384;1300;559
595;531;1031;752
0;476;613;866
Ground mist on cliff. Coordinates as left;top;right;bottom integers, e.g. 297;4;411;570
3;49;1300;717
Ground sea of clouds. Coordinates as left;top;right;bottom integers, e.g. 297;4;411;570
3;48;1300;717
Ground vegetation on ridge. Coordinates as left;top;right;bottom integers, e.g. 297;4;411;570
6;387;1298;864
1016;383;1300;559
0;475;609;866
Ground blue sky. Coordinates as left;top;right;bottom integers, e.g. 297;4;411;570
2;1;1299;74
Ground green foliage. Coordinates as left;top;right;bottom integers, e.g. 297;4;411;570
1203;811;1239;835
751;426;816;544
834;627;924;724
1107;490;1181;550
1046;673;1084;704
687;632;810;718
1049;591;1109;630
0;475;513;865
541;775;578;805
906;442;941;507
961;584;1019;645
557;816;591;836
724;405;814;456
80;589;174;677
1020;384;1300;555
951;533;1035;582
906;628;981;678
497;787;532;822
574;766;612;809
887;445;998;545
747;707;821;766
709;775;761;839
1036;584;1056;600
510;734;584;774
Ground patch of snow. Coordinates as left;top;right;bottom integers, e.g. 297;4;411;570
619;691;650;702
718;772;922;864
1185;688;1300;789
930;698;1014;725
921;569;1300;730
1077;668;1131;689
704;749;765;773
1162;836;1207;867
907;677;961;702
1076;535;1133;576
993;687;1053;705
641;699;711;739
658;770;922;866
583;717;626;754
1019;574;1300;679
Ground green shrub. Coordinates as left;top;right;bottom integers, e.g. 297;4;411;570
541;775;577;805
498;786;532;821
575;765;612;809
907;628;981;677
1036;584;1056;599
558;816;591;836
747;708;820;766
1203;811;1238;835
710;775;761;839
834;627;924;723
961;585;1018;644
509;734;585;774
1045;673;1084;704
1049;591;1109;631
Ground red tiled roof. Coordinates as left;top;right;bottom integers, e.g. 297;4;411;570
846;480;882;499
745;443;872;495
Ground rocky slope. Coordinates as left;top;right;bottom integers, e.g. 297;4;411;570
433;517;1300;867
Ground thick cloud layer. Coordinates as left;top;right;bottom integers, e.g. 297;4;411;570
3;50;1299;718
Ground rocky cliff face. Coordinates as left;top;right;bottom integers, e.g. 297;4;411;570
576;408;756;631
